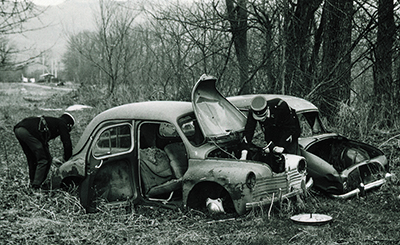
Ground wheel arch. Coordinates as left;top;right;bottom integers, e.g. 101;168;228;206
185;181;236;213
60;176;84;191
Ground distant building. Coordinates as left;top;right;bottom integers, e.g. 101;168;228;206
39;73;55;83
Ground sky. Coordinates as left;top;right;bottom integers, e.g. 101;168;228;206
19;0;174;69
31;0;129;6
31;0;65;6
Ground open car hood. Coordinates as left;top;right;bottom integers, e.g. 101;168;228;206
191;75;247;143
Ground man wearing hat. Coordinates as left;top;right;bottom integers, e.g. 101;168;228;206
244;96;301;156
14;112;75;190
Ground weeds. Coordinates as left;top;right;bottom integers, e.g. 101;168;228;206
1;82;400;244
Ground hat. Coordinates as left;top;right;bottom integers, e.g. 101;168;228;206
60;112;75;127
251;96;268;121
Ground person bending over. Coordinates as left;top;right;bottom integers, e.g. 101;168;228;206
14;112;75;190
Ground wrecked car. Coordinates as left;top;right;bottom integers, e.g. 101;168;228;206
51;75;312;215
228;94;392;198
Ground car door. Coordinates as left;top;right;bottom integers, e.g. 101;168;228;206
80;121;137;211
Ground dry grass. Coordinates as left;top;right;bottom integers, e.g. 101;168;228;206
1;82;400;244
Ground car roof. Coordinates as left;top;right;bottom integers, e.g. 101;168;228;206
227;94;318;113
73;101;193;155
90;101;192;122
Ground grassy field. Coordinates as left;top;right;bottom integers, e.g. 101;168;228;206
1;82;400;244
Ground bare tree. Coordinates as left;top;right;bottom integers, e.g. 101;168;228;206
59;0;400;129
63;31;100;84
149;1;238;98
67;0;141;96
373;0;395;126
0;0;43;70
225;0;249;94
284;0;322;96
0;36;17;69
316;0;352;118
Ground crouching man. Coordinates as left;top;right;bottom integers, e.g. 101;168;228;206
14;113;75;190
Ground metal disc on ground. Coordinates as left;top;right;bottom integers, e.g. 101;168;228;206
290;213;332;225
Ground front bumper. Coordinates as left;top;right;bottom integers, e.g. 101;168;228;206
245;177;313;211
331;173;393;199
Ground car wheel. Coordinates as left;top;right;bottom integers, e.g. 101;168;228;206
187;181;235;214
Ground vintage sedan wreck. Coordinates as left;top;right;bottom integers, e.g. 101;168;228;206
51;75;312;215
228;94;392;198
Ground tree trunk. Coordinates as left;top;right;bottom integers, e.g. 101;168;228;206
226;0;249;94
285;0;322;96
373;0;395;127
319;0;352;118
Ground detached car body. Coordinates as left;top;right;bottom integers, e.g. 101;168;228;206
52;75;311;215
228;94;391;198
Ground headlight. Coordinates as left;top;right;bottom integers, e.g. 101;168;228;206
297;159;307;174
246;172;256;189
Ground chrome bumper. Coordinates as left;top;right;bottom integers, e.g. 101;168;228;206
245;177;313;211
331;173;393;199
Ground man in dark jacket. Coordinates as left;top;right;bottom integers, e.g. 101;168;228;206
244;96;301;155
14;112;75;189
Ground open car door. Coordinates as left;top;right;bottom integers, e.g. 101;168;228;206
80;122;136;211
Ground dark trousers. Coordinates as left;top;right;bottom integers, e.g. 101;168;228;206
14;127;51;188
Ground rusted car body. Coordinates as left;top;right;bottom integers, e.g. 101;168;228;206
52;75;312;215
228;94;391;198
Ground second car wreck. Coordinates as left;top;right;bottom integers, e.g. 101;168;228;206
228;94;392;198
51;75;312;215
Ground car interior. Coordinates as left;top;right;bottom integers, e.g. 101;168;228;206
139;122;188;200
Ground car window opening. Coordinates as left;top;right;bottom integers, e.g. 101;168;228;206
307;138;372;173
178;114;205;146
93;123;133;158
138;122;188;200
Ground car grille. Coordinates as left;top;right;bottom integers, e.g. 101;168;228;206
346;161;385;191
287;168;304;190
252;169;304;201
